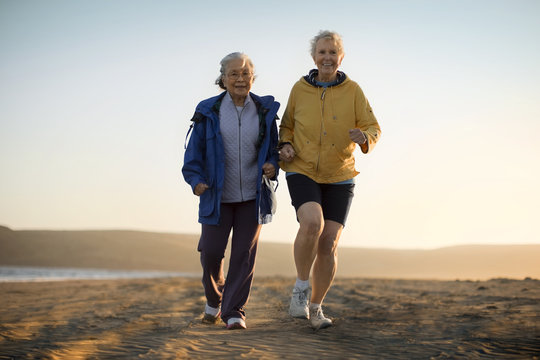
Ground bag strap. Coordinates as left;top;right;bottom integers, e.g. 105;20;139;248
184;123;194;150
263;175;279;191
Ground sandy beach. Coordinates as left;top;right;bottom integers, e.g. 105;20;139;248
1;227;539;358
1;276;539;359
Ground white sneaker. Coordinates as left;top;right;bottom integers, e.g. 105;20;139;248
289;287;310;319
226;317;246;330
202;304;221;324
309;306;332;330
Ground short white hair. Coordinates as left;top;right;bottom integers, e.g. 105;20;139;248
310;30;344;57
215;52;255;89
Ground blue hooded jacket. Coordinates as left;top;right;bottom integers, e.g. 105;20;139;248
182;92;280;225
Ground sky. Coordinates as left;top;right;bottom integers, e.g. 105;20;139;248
1;0;539;249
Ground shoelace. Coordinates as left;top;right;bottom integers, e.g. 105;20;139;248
296;288;308;303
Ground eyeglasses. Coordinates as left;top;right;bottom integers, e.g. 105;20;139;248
226;71;253;80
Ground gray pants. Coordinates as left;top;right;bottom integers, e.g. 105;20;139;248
198;200;261;323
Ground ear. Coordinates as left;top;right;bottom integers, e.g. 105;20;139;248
338;53;345;66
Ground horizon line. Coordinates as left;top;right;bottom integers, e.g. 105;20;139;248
2;224;539;251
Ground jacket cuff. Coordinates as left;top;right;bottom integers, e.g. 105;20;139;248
277;141;291;148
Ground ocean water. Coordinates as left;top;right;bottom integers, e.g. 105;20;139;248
0;266;198;282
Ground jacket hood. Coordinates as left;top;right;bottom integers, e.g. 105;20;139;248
191;92;277;123
303;69;347;87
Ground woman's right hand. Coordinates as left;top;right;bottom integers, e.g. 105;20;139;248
279;144;296;162
194;183;209;196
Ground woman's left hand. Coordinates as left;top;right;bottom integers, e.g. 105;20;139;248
349;128;367;145
262;163;276;178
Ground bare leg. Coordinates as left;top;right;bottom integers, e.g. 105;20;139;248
311;220;343;304
293;202;324;281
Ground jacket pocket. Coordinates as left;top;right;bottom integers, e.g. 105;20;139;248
322;144;354;176
198;187;215;217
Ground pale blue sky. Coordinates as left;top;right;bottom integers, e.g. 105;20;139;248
1;0;539;249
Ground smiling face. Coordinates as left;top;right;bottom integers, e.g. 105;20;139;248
222;58;254;105
312;38;344;82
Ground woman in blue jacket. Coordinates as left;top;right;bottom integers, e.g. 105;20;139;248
182;52;280;330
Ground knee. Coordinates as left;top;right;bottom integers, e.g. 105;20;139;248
318;236;338;258
299;218;323;239
200;249;224;264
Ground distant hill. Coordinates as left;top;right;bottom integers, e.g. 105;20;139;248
1;225;539;280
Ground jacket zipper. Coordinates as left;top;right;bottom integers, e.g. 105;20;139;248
317;88;327;174
235;105;245;201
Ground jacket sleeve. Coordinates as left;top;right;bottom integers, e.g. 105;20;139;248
355;85;381;154
182;115;207;194
278;87;296;146
268;114;280;178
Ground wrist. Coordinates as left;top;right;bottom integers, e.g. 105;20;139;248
360;131;367;144
278;142;292;149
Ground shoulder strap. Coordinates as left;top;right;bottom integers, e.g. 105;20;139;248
184;111;206;149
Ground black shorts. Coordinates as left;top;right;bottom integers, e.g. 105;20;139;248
286;173;355;226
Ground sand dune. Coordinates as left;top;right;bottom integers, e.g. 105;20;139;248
1;225;539;280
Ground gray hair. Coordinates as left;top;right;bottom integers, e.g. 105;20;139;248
215;52;255;90
310;30;344;58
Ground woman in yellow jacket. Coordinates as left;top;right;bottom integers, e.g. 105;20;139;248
279;30;381;330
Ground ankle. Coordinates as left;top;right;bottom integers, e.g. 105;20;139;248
205;303;220;316
295;278;310;290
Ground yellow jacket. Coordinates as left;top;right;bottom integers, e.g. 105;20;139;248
279;72;381;183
